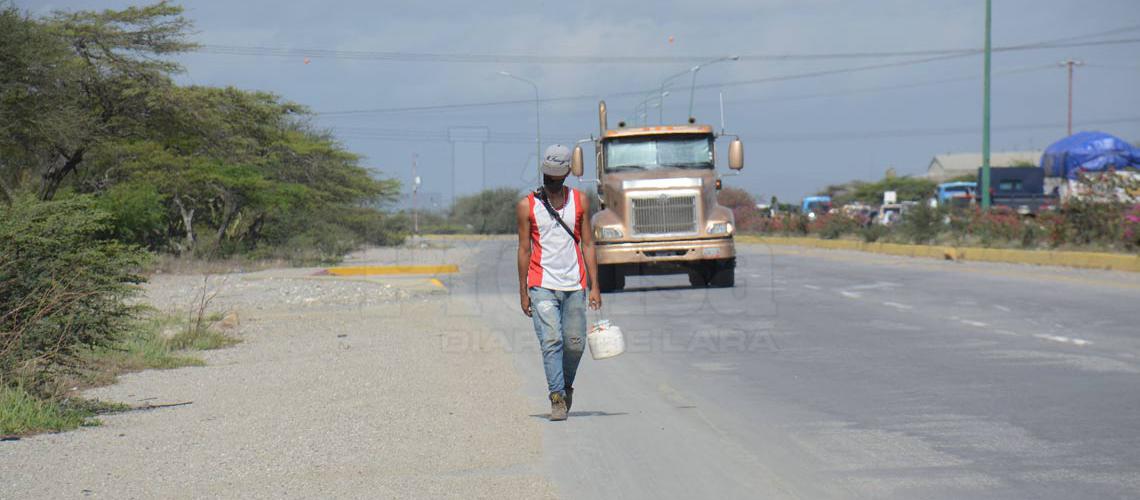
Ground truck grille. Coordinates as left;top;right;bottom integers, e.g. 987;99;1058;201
631;195;697;235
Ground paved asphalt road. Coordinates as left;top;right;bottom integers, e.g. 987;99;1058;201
449;239;1140;499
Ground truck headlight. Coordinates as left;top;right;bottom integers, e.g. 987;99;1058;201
598;227;624;240
707;222;733;235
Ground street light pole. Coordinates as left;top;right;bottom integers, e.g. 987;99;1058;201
411;153;420;237
498;71;541;170
655;56;739;124
1060;59;1084;136
657;68;693;124
980;0;993;211
688;55;739;121
634;91;668;125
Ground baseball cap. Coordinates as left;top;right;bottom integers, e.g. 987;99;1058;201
541;144;572;176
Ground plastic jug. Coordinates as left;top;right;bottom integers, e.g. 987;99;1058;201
587;319;625;360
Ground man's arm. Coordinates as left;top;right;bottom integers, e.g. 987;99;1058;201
517;198;533;317
578;191;602;310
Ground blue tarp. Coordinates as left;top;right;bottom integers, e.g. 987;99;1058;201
1040;131;1140;179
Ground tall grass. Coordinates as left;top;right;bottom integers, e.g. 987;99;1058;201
0;386;96;436
4;314;239;436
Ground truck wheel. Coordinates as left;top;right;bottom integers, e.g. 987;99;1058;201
598;264;624;292
688;268;709;287
708;258;735;288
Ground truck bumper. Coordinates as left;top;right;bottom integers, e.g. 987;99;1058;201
595;237;735;265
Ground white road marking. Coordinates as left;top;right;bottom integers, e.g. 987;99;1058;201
882;301;913;310
1034;334;1093;346
840;291;862;299
995;329;1021;337
803;285;822;290
848;281;901;291
960;320;988;328
993;305;1012;312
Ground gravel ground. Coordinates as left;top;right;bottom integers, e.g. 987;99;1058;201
0;241;555;499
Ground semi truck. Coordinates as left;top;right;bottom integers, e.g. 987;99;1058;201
568;101;743;292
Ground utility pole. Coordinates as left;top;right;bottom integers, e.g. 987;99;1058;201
411;153;420;237
1060;59;1084;136
980;0;993;211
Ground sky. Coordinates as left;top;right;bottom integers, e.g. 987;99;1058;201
26;0;1140;206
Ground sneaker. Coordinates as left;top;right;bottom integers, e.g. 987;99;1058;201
565;387;574;412
549;392;568;421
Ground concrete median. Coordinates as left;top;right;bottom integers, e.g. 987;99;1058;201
738;235;1140;273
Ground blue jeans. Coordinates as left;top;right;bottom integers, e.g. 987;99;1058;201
528;287;586;396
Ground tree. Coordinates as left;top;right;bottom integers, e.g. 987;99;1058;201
2;3;403;257
450;188;521;234
0;2;195;200
0;6;71;202
850;176;937;204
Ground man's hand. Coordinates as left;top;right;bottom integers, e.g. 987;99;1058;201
588;287;602;310
521;291;532;317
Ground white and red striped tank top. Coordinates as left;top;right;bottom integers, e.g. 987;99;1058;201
527;188;587;291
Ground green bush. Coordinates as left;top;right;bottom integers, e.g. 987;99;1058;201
450;188;521;234
96;182;168;249
898;203;943;244
860;224;888;242
0;196;148;393
1062;199;1125;246
815;214;861;240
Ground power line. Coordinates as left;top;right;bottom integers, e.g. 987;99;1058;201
720;63;1057;106
748;116;1140;143
312;32;1140;117
329;115;1140;144
315;53;969;116
196;24;1140;64
1085;63;1140;72
315;54;1040;116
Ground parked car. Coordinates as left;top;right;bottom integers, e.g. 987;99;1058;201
937;181;977;209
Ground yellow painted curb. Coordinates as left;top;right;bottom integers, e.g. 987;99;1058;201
738;235;1140;273
322;264;459;276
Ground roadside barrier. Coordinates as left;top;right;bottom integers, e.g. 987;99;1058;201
738;235;1140;273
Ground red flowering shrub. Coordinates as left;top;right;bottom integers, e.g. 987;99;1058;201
812;213;861;239
1034;211;1067;248
1124;204;1140;249
716;188;764;233
968;206;1025;245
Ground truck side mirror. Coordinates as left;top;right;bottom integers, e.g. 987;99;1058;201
571;145;584;177
728;139;744;170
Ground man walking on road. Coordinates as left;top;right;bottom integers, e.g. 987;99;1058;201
517;144;602;422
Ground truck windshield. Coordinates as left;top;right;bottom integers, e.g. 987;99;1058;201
604;135;713;173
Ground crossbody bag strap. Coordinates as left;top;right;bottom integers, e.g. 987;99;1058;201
536;187;578;243
536;187;592;289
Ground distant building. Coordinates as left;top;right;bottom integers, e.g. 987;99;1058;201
925;151;1042;182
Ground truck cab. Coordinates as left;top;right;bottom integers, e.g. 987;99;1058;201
574;101;743;292
801;196;832;220
976;166;1058;215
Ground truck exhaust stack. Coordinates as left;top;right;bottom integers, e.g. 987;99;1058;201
598;100;607;136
